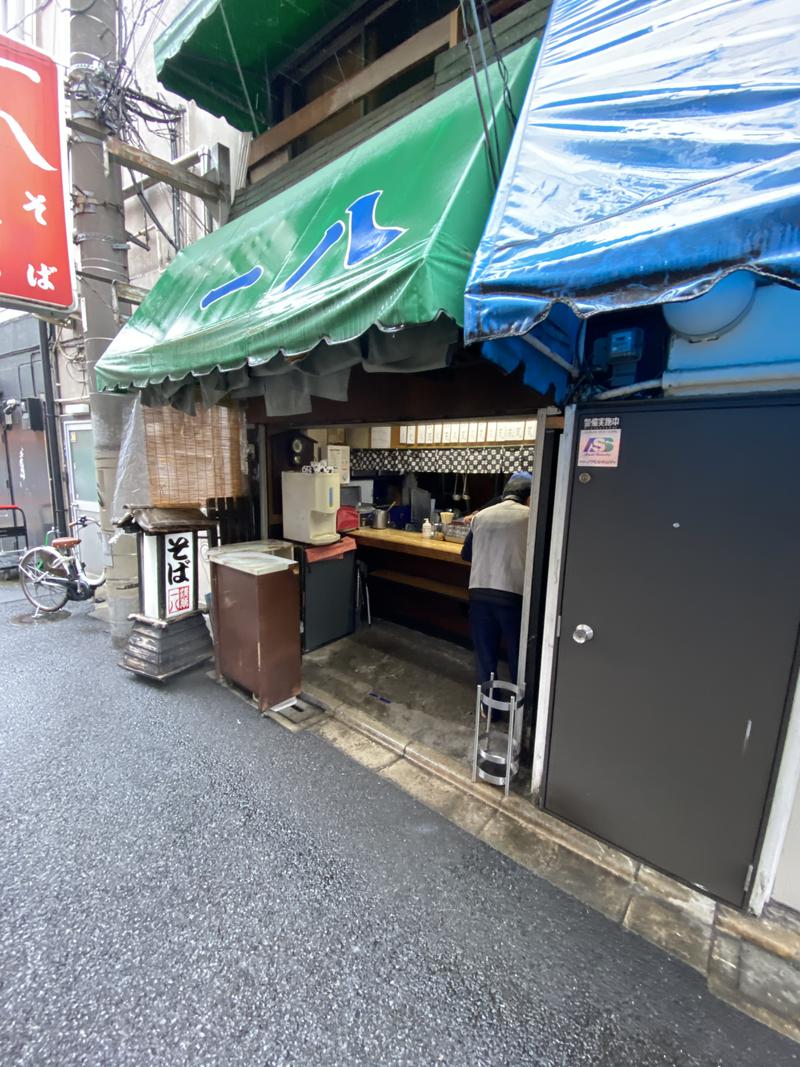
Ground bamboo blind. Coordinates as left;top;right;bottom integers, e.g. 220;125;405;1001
142;402;245;507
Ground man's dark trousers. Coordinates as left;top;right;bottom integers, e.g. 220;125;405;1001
469;592;522;684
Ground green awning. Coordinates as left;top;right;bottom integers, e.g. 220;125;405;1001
97;41;538;412
154;0;351;132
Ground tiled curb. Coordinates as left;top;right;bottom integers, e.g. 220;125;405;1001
304;689;800;1044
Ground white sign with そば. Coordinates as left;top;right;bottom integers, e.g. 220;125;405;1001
164;531;195;618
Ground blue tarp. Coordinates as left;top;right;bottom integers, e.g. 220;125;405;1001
465;0;800;400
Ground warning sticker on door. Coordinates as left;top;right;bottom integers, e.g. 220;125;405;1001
577;427;621;468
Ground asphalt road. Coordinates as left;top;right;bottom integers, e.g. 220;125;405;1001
0;590;797;1067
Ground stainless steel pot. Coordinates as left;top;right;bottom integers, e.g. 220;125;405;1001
373;508;389;529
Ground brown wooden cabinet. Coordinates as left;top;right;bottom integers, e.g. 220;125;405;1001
211;559;302;710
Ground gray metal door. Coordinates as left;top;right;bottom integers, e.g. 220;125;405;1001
545;398;800;906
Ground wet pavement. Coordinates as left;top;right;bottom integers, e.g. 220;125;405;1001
303;620;477;764
0;591;797;1066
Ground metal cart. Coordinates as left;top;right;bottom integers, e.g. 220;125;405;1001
0;505;29;577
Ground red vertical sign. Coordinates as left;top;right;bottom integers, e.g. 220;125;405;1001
0;33;75;311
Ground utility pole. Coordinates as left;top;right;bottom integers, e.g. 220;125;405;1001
69;0;139;644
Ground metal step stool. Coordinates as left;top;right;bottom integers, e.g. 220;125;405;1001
472;677;523;795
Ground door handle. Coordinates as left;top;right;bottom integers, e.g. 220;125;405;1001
572;623;594;645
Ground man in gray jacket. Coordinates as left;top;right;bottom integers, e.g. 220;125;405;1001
460;472;532;685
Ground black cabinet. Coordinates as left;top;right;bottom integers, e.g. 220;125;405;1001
300;547;356;652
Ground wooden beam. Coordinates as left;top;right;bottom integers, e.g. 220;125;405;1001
110;279;149;325
122;148;203;200
205;143;232;229
449;8;462;47
248;13;451;170
105;136;222;204
114;281;149;305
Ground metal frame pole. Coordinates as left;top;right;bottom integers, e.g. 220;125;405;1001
472;683;482;783
530;405;576;800
516;410;548;748
38;321;67;537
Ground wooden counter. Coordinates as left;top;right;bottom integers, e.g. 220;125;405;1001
353;528;471;643
352;528;469;564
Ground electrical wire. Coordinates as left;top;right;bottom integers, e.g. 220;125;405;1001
117;0;167;81
5;0;54;34
54;323;89;395
126;168;178;250
458;0;499;184
480;0;517;125
219;1;259;134
84;0;176;141
467;0;502;177
178;192;210;240
68;3;195;254
127;0;170;73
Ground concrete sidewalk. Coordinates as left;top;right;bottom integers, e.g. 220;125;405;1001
0;598;797;1066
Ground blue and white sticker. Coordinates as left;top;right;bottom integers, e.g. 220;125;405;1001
577;427;621;468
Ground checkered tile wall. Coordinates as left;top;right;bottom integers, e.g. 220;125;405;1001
350;445;536;475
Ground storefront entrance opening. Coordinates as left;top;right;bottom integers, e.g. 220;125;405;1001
264;408;542;781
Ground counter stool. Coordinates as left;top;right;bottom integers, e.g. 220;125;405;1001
356;560;372;626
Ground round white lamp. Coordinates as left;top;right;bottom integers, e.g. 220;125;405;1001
663;270;757;340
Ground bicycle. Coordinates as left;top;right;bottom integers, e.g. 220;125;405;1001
18;516;106;615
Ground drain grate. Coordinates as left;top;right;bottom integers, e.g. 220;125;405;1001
271;692;328;724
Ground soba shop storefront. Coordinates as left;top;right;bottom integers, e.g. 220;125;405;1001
96;39;555;789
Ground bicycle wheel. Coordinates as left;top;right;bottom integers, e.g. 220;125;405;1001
19;547;70;612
